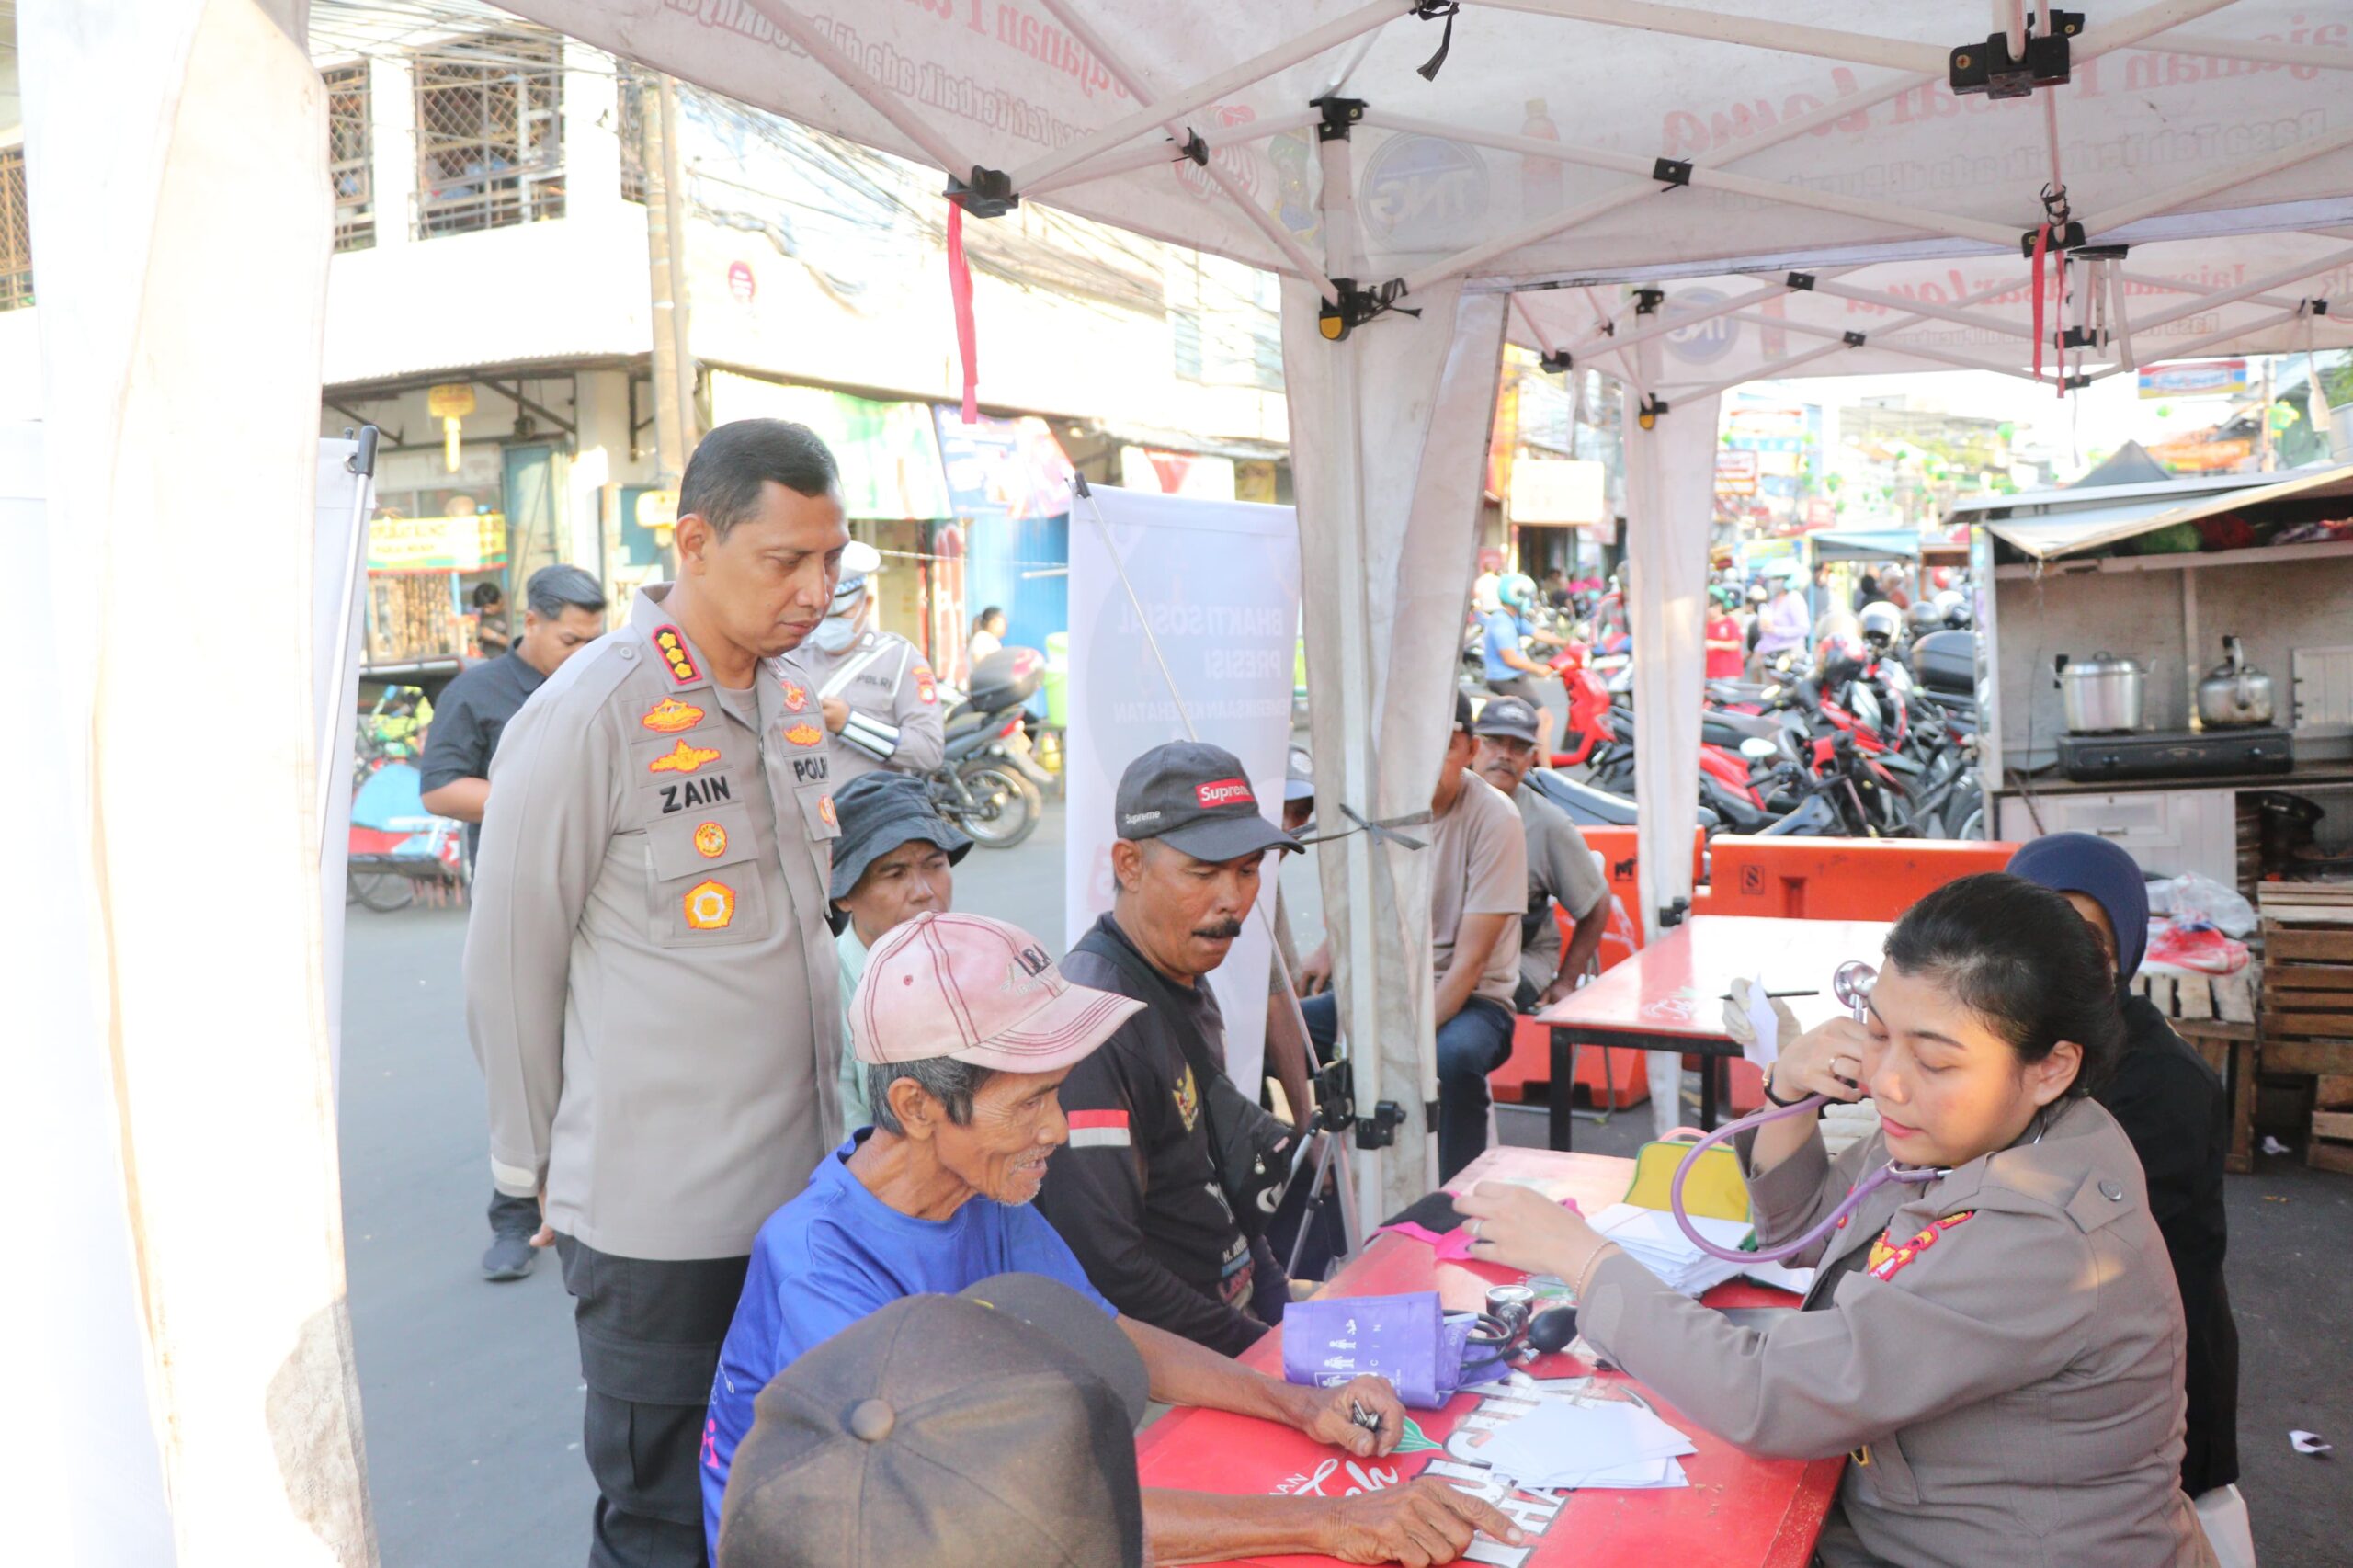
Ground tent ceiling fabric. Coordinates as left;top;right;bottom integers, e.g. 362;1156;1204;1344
516;1;2353;359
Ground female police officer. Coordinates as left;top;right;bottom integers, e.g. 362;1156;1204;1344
1459;874;2214;1567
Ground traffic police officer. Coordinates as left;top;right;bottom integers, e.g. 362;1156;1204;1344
783;540;944;785
466;419;848;1568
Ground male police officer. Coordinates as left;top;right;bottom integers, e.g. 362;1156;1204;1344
467;419;848;1568
784;540;943;785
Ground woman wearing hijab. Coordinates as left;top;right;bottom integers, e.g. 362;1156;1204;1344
2008;833;2244;1550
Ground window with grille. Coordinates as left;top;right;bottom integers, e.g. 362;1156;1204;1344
1171;310;1203;381
324;63;375;252
617;67;648;205
414;31;565;238
0;145;30;312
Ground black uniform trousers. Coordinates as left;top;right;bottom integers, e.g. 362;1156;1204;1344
555;1236;751;1568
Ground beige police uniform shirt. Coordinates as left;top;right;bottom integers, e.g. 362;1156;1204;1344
781;627;945;785
1579;1096;2214;1568
464;585;844;1262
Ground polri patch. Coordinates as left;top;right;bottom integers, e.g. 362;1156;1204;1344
683;880;736;931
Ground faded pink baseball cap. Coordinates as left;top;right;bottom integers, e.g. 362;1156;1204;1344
851;912;1143;1074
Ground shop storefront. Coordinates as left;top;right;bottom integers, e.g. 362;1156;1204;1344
362;437;564;663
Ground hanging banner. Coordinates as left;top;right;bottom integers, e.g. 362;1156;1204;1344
2139;359;2250;399
366;510;507;574
1066;486;1302;1095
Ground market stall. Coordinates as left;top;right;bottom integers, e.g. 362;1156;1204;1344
17;4;2353;1555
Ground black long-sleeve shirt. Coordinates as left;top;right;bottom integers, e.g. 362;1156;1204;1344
2099;995;2239;1494
1035;914;1264;1357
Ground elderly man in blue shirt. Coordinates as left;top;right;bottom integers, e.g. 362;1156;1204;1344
701;912;1521;1568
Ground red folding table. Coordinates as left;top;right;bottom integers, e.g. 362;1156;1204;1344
1531;915;1894;1149
1135;1146;1844;1568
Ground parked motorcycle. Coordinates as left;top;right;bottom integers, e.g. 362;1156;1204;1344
927;647;1053;849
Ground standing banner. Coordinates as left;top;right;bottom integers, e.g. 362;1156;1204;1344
1066;486;1302;1095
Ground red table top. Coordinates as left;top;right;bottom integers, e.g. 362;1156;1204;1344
1530;915;1895;1042
1134;1148;1844;1568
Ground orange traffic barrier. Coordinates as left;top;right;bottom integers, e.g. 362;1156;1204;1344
1495;831;2012;1115
1706;836;2017;921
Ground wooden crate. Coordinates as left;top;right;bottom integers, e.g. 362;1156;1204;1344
2312;1108;2353;1175
2258;912;2353;1040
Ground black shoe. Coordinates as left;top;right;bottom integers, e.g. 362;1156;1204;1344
482;1232;537;1281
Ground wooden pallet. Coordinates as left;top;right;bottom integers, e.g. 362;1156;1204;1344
2136;964;2260;1025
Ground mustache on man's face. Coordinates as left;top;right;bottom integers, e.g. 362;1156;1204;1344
1193;919;1245;940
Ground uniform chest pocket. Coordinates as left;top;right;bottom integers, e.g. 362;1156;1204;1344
643;801;770;948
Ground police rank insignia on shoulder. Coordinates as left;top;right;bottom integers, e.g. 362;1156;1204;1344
915;667;937;705
1867;1210;1974;1281
784;722;824;748
1172;1065;1200;1132
651;625;700;686
641;697;704;733
779;678;809;712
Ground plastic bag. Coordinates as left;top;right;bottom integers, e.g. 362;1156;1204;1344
2154;873;2256;937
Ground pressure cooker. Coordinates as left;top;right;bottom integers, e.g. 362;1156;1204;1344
2055;652;2144;734
2197;635;2276;728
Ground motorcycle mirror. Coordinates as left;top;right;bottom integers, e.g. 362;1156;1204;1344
1739;736;1779;760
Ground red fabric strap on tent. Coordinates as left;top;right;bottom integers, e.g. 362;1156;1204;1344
2030;222;2052;390
946;197;979;424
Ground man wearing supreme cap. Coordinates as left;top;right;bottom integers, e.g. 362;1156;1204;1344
1037;741;1302;1356
702;912;1518;1566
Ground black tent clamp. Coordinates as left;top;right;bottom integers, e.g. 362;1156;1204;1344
945;165;1017;218
1950;11;2082;99
1318;278;1421;341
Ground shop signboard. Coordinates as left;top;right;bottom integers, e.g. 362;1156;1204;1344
1713;449;1758;495
1507;457;1607;524
368;510;507;574
2138;359;2249;399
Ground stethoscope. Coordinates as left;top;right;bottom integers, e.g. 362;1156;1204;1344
1667;960;1943;1265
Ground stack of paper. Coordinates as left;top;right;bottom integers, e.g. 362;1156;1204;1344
1588;1203;1750;1298
1469;1396;1696;1492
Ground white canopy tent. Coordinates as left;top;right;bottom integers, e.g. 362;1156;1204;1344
13;0;2353;1557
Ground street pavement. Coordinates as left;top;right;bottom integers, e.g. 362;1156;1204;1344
337;791;2345;1567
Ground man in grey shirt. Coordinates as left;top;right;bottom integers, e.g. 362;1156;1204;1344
1470;695;1608;1010
466;420;850;1568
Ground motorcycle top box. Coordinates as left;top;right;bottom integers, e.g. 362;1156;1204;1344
966;646;1044;711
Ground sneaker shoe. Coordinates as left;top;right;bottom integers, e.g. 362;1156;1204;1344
482;1232;537;1281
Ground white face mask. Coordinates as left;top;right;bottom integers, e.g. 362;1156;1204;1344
812;614;859;653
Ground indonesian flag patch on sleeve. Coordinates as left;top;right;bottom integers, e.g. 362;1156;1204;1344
1065;1109;1131;1148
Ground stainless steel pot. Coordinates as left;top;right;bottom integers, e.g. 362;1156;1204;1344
2198;634;2276;727
2055;652;2144;733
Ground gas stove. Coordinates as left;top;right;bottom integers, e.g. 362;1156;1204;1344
2057;725;2292;783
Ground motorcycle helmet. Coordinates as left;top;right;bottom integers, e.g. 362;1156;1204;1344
1905;600;1945;639
1935;588;1971;629
814;540;884;653
1859;600;1904;652
1499;572;1540;611
1745;584;1768;606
